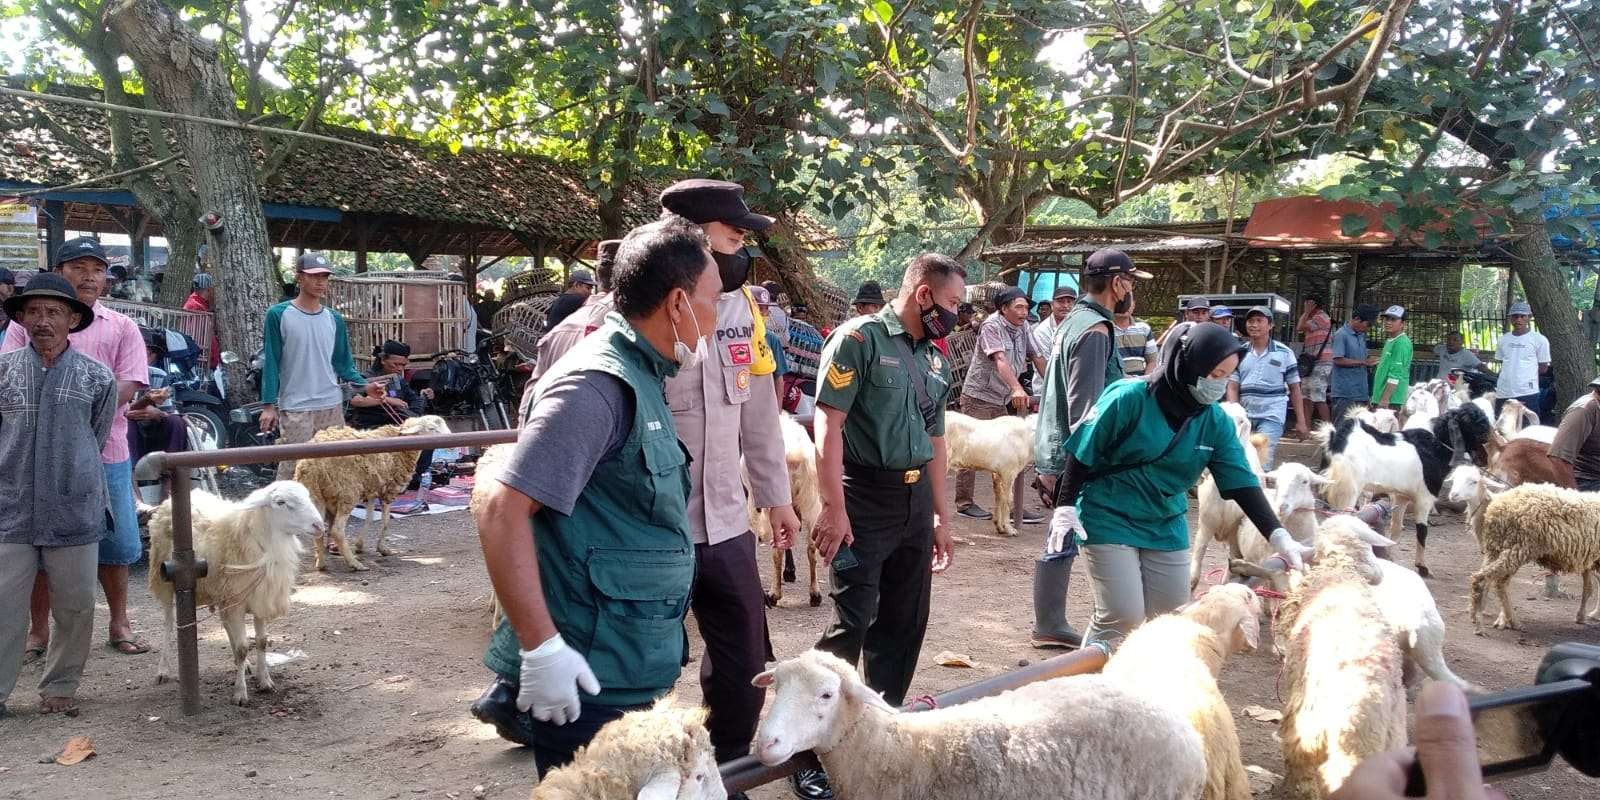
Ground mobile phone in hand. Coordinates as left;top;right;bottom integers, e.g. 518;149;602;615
831;545;861;572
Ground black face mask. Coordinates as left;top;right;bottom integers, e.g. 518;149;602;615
713;248;751;294
1112;278;1133;315
920;298;959;340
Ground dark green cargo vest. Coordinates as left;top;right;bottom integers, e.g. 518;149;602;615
1034;299;1124;474
483;315;696;707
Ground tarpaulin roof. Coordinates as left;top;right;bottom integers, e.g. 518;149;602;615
1241;196;1394;249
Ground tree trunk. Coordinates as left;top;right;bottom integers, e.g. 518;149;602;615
106;0;276;400
155;220;204;308
756;216;824;313
1509;210;1590;409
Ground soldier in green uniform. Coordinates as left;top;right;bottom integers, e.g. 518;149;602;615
793;253;963;800
471;217;722;776
1029;249;1150;649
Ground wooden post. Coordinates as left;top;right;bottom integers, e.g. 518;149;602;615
44;199;65;263
354;217;370;274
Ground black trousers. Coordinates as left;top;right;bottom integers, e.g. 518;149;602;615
691;531;774;763
814;465;934;707
528;700;646;778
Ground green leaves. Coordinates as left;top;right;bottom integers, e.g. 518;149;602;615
1340;214;1371;237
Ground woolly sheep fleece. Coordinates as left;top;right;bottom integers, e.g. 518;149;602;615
530;699;723;800
754;650;1205;800
1276;518;1407;799
294;415;450;571
1470;482;1600;630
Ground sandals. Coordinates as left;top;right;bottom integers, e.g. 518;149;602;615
108;638;151;655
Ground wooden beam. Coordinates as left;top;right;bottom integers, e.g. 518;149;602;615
44;200;66;264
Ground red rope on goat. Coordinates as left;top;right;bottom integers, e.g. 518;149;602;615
908;694;938;710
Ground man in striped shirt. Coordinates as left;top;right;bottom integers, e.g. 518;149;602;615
1112;297;1157;375
1225;306;1309;469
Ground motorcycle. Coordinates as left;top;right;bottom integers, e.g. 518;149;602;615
427;330;512;431
225;348;279;481
148;327;230;451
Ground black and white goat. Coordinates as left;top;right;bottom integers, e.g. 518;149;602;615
1316;405;1494;577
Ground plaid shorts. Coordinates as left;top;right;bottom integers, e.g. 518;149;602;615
1302;363;1333;402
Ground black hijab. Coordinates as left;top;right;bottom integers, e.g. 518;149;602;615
1146;321;1247;423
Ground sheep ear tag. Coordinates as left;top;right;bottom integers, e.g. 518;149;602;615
636;771;681;800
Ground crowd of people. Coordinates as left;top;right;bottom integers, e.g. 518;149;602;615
0;184;1592;800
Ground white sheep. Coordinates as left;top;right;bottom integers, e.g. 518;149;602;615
470;442;513;630
530;697;725;800
1402;381;1445;431
1236;502;1477;693
1276;515;1408;799
147;481;325;705
1199;460;1323;594
295;415;452;571
943;411;1037;537
1446;464;1506;546
1469;483;1600;632
1103;584;1261;800
752;650;1205;800
1191;403;1267;589
748;413;824;607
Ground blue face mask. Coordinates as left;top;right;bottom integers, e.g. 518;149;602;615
1189;375;1229;405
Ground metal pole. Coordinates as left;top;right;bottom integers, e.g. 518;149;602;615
720;646;1107;794
164;466;206;716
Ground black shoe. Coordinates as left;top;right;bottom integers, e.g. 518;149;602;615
1021;510;1046;524
729;793;751;800
956;505;993;520
469;678;536;747
791;768;834;800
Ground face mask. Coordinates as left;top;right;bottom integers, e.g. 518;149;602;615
920;295;959;340
1189;375;1230;405
672;292;705;369
713;248;751;294
1112;278;1133;315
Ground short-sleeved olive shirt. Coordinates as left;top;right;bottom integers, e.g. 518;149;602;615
815;307;953;470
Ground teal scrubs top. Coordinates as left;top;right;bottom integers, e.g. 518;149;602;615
1066;379;1260;551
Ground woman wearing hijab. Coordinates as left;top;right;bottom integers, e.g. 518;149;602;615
1047;322;1313;646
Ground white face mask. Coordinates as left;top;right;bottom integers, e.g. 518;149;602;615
672;292;704;370
1189;375;1230;405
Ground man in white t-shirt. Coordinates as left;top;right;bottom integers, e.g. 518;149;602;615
1494;302;1550;419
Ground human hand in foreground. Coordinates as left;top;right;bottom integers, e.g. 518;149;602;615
1331;681;1506;800
1268;528;1313;572
1046;506;1085;554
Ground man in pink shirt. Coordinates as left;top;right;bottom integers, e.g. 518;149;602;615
3;238;152;657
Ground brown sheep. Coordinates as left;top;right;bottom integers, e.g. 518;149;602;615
295;415;451;571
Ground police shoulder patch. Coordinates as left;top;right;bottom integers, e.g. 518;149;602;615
826;363;856;390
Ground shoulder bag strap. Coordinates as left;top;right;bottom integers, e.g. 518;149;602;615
889;333;937;430
1083;412;1197;482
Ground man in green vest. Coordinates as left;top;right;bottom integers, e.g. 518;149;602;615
470;217;723;776
1030;249;1150;649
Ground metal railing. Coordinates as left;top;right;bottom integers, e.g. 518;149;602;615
719;646;1108;794
135;429;519;715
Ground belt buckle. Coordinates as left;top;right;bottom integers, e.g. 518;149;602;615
903;468;921;484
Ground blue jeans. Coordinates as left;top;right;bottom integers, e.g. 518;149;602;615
1249;417;1285;470
100;459;143;566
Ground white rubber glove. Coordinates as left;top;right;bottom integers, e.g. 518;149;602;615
517;633;601;725
1267;528;1314;572
1046;506;1087;554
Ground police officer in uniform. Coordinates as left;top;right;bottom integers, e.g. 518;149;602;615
1030;249;1150;649
471;218;720;774
795;253;964;800
657;179;802;772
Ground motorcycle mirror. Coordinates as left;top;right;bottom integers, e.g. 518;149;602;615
220;350;240;364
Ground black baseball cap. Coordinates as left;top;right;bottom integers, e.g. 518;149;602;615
1351;303;1380;322
569;269;597;287
296;253;334;275
4;272;94;331
1082;248;1153;278
1052;285;1078;300
54;236;109;270
958;302;975;314
659;179;775;231
109;265;128;281
1184;296;1212;310
0;268;13;285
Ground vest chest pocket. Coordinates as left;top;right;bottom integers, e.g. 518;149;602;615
584;549;694;690
640;433;691;526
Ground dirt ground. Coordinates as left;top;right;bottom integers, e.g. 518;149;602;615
2;448;1596;800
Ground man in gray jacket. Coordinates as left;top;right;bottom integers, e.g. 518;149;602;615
0;273;119;715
